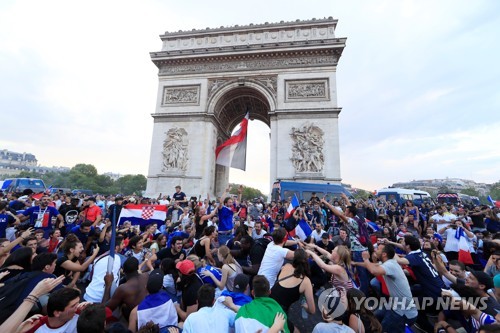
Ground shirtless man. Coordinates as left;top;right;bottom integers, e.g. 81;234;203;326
103;257;148;320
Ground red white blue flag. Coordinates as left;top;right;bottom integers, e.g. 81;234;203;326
118;204;167;227
456;227;473;265
215;112;249;171
285;194;300;220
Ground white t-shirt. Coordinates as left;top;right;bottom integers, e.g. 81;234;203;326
252;229;267;240
311;230;326;242
31;315;78;332
443;228;474;253
183;298;236;333
313;322;355;333
84;254;121;303
257;242;289;288
432;213;458;230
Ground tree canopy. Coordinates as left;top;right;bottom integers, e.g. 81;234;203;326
228;183;267;202
8;164;146;195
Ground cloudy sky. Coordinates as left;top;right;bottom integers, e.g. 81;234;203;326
1;0;499;194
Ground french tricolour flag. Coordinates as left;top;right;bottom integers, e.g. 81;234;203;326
285;194;300;220
215;112;249;171
488;195;500;208
293;219;313;241
118;204;167;228
137;292;178;328
456;227;474;265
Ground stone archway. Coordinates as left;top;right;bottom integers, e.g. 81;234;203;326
209;81;274;194
145;17;346;198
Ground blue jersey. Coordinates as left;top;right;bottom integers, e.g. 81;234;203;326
406;249;445;298
22;206;60;233
218;206;233;232
0;213;14;238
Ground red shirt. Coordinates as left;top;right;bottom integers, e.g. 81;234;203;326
83;205;101;222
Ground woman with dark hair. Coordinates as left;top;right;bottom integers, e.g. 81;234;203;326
344;288;382;333
270;248;316;331
381;226;396;242
193;226;217;265
0;247;33;282
54;233;99;287
149;233;166;255
193;205;218;240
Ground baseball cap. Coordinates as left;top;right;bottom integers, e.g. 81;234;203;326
147;269;164;294
233;274;249;293
176;260;195;275
467;269;494;290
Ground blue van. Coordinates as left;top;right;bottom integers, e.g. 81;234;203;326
376;188;432;207
1;178;47;194
271;181;351;202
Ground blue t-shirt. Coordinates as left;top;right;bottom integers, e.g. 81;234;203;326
218;206;233;232
166;231;190;248
0;213;14;238
406;249;445;298
22;206;60;234
70;225;96;245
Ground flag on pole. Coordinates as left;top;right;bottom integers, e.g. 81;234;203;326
456;227;474;265
107;205;117;274
215;112;249;171
284;194;300;220
118;204;167;228
293;219;313;241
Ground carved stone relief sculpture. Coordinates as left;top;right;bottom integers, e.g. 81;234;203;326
163;86;200;105
290;123;325;173
285;79;329;102
162;128;189;172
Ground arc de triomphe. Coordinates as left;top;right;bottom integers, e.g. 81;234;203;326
145;17;346;197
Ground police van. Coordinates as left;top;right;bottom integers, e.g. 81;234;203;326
376;188;432;207
0;177;47;194
271;181;351;202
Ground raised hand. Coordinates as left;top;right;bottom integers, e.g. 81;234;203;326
30;275;65;297
16;314;44;333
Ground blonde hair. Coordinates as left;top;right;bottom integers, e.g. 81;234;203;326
334;245;355;277
186;254;204;269
218;245;235;265
335;245;351;267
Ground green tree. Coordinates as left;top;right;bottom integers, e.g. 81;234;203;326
72;164;98;177
460;187;479;197
489;181;500;200
115;174;147;195
438;185;452;193
228;183;267;201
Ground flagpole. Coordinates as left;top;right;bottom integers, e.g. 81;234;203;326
107;205;117;274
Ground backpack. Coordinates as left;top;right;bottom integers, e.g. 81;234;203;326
0;271;42;324
354;216;370;246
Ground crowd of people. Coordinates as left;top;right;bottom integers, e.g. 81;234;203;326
0;184;499;333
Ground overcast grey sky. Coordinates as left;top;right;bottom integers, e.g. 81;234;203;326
1;0;499;194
